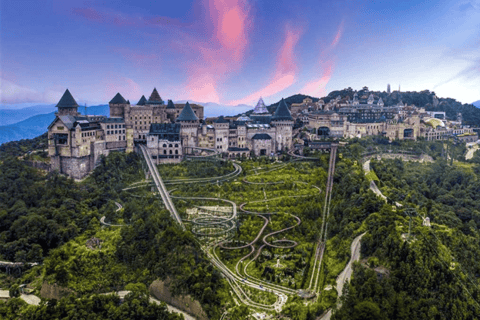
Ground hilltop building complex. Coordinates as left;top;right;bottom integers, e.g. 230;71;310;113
48;88;477;179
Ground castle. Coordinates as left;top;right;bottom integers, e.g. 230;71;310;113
48;87;477;179
48;89;294;179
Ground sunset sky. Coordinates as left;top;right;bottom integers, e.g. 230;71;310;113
1;0;479;108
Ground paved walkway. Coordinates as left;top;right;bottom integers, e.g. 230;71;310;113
319;233;366;320
0;290;41;306
111;291;196;320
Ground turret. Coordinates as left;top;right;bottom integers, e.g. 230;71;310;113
56;89;79;116
109;92;127;118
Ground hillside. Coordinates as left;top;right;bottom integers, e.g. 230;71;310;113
0;105;56;126
0;105;109;144
473;100;480;108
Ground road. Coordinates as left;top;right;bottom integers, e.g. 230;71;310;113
363;159;402;208
319;232;366;320
105;291;196;320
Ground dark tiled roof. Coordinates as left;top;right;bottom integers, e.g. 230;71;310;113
176;102;199;121
228;147;249;151
101;117;125;123
249;115;272;124
252;133;272;140
148;88;164;104
137;95;147;105
271;98;293;121
149;123;181;134
109;93;127;104
56;89;79;108
167;99;175;109
56;115;77;130
215;116;229;123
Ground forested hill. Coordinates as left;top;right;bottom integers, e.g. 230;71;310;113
324;88;480;126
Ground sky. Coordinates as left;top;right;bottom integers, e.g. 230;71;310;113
1;0;480;109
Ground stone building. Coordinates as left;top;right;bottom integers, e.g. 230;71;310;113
48;89;132;179
48;89;295;178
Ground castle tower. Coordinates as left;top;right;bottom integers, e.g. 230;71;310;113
56;89;79;116
109;92;128;118
176;102;199;148
147;88;164;105
367;93;374;105
213;116;229;152
352;92;359;106
270;98;294;152
137;95;147;105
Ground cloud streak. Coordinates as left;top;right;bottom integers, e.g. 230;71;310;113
0;79;62;104
227;25;302;105
179;0;253;103
299;20;344;97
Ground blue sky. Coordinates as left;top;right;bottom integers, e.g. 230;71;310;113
1;0;479;108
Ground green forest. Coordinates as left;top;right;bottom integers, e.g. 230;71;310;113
1;134;480;319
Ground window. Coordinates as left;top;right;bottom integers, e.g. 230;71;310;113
163;144;167;148
169;150;172;154
164;150;167;154
115;130;118;134
107;125;110;129
169;144;173;147
175;150;178;154
175;144;178;147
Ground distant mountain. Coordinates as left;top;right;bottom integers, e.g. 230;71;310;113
473;100;480;108
0;104;56;126
174;101;253;117
0;105;109;145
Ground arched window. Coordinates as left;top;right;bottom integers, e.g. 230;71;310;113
175;150;178;154
169;144;173;148
164;150;167;154
175;144;178;147
163;144;167;148
169;150;172;154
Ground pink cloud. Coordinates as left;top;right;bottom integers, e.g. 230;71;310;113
299;61;335;97
298;20;344;97
181;0;253;102
329;19;344;50
227;25;302;105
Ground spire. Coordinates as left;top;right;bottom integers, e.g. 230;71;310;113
167;99;175;109
137;95;147;105
176;102;199;121
253;97;269;114
109;93;127;104
148;88;164;104
271;98;293;121
56;89;79;108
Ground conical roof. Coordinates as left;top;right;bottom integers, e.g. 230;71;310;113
271;98;293;121
167;99;175;109
56;89;79;108
176;102;198;121
137;95;147;105
109;93;127;104
253;97;269;114
148;88;164;104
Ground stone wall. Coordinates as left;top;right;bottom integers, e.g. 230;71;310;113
24;160;52;172
149;279;208;320
59;156;92;179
